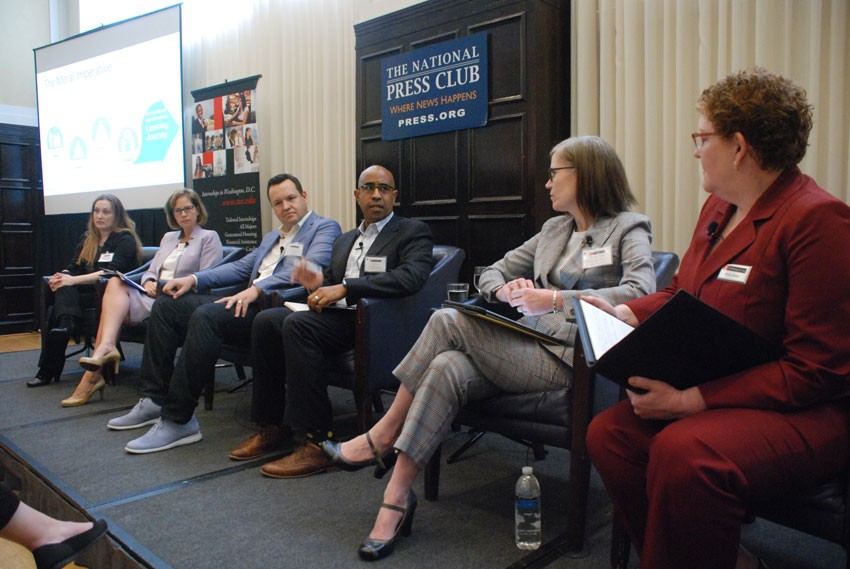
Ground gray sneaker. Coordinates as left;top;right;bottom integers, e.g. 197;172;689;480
107;398;161;431
125;416;202;454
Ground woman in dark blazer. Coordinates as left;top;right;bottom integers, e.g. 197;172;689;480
324;136;656;560
585;68;850;569
60;189;222;407
30;194;142;388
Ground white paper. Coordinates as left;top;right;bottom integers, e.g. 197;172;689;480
579;299;635;358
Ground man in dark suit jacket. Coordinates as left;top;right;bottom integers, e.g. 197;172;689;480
116;173;342;453
228;165;434;478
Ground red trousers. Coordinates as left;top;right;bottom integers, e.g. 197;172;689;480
586;399;850;569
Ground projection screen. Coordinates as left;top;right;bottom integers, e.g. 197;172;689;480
34;5;184;214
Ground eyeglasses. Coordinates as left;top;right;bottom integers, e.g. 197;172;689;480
358;183;395;195
548;166;576;181
691;132;722;151
174;205;196;216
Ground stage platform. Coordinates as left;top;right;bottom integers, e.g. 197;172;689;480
0;344;843;569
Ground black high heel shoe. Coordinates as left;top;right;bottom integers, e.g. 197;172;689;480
358;490;417;561
27;367;61;388
32;519;108;569
28;328;70;387
322;432;397;479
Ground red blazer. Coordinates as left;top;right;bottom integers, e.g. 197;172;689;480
627;167;850;410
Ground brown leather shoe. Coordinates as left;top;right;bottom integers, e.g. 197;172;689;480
260;442;332;479
229;425;287;461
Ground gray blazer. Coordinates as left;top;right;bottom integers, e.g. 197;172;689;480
141;226;223;284
478;211;655;366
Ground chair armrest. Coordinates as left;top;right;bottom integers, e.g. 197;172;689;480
207;282;248;297
356;294;431;393
264;286;308;309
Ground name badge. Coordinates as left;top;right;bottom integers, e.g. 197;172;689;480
717;264;752;284
98;252;114;263
285;242;304;257
582;246;613;269
363;256;387;273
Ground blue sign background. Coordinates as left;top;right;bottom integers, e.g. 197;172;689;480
381;33;488;141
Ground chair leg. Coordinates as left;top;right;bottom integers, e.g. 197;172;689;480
424;444;442;501
203;377;214;411
354;390;373;434
447;431;486;464
610;516;631;569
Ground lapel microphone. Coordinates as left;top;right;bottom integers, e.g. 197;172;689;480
706;221;719;241
582;235;593;247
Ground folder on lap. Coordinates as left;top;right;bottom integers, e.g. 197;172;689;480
442;300;566;346
102;269;147;294
572;290;784;391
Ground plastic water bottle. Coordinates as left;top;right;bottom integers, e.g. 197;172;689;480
515;466;542;550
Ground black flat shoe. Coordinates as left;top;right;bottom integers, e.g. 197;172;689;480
27;368;60;387
322;432;397;479
358;490;417;561
32;519;108;569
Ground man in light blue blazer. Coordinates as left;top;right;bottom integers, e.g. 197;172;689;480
111;174;342;452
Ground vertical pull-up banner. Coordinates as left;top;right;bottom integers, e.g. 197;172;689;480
190;75;262;249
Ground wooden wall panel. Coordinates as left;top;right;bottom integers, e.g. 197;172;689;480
471;13;525;103
468;214;527;267
355;0;569;283
0;125;41;333
410;132;459;205
469;114;525;202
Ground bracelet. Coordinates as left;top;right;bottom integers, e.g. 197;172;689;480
552;290;558;313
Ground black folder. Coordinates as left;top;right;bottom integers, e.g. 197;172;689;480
442;300;566;346
572;290;784;391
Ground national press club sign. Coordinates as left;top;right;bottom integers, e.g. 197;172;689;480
381;33;488;141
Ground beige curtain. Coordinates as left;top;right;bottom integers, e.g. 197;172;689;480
572;0;850;257
181;0;358;233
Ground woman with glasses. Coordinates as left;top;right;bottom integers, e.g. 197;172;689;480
323;135;656;560
60;189;222;407
585;68;850;569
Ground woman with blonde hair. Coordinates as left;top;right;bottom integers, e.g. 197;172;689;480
60;189;223;407
30;194;141;388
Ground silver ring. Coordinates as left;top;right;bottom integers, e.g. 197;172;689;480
237;300;243;304
314;296;319;301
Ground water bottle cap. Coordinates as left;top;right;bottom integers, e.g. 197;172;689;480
522;466;533;475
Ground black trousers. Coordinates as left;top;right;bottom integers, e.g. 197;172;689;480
140;293;259;424
0;482;20;530
250;307;355;435
37;285;96;370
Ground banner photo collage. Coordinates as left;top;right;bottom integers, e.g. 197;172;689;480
190;75;262;250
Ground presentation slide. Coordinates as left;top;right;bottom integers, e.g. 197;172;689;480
35;6;184;214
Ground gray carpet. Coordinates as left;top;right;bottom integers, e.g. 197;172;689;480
0;345;845;568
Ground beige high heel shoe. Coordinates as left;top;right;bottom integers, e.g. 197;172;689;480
79;349;120;373
61;378;106;407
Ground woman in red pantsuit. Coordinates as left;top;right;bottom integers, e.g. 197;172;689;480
585;67;850;569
